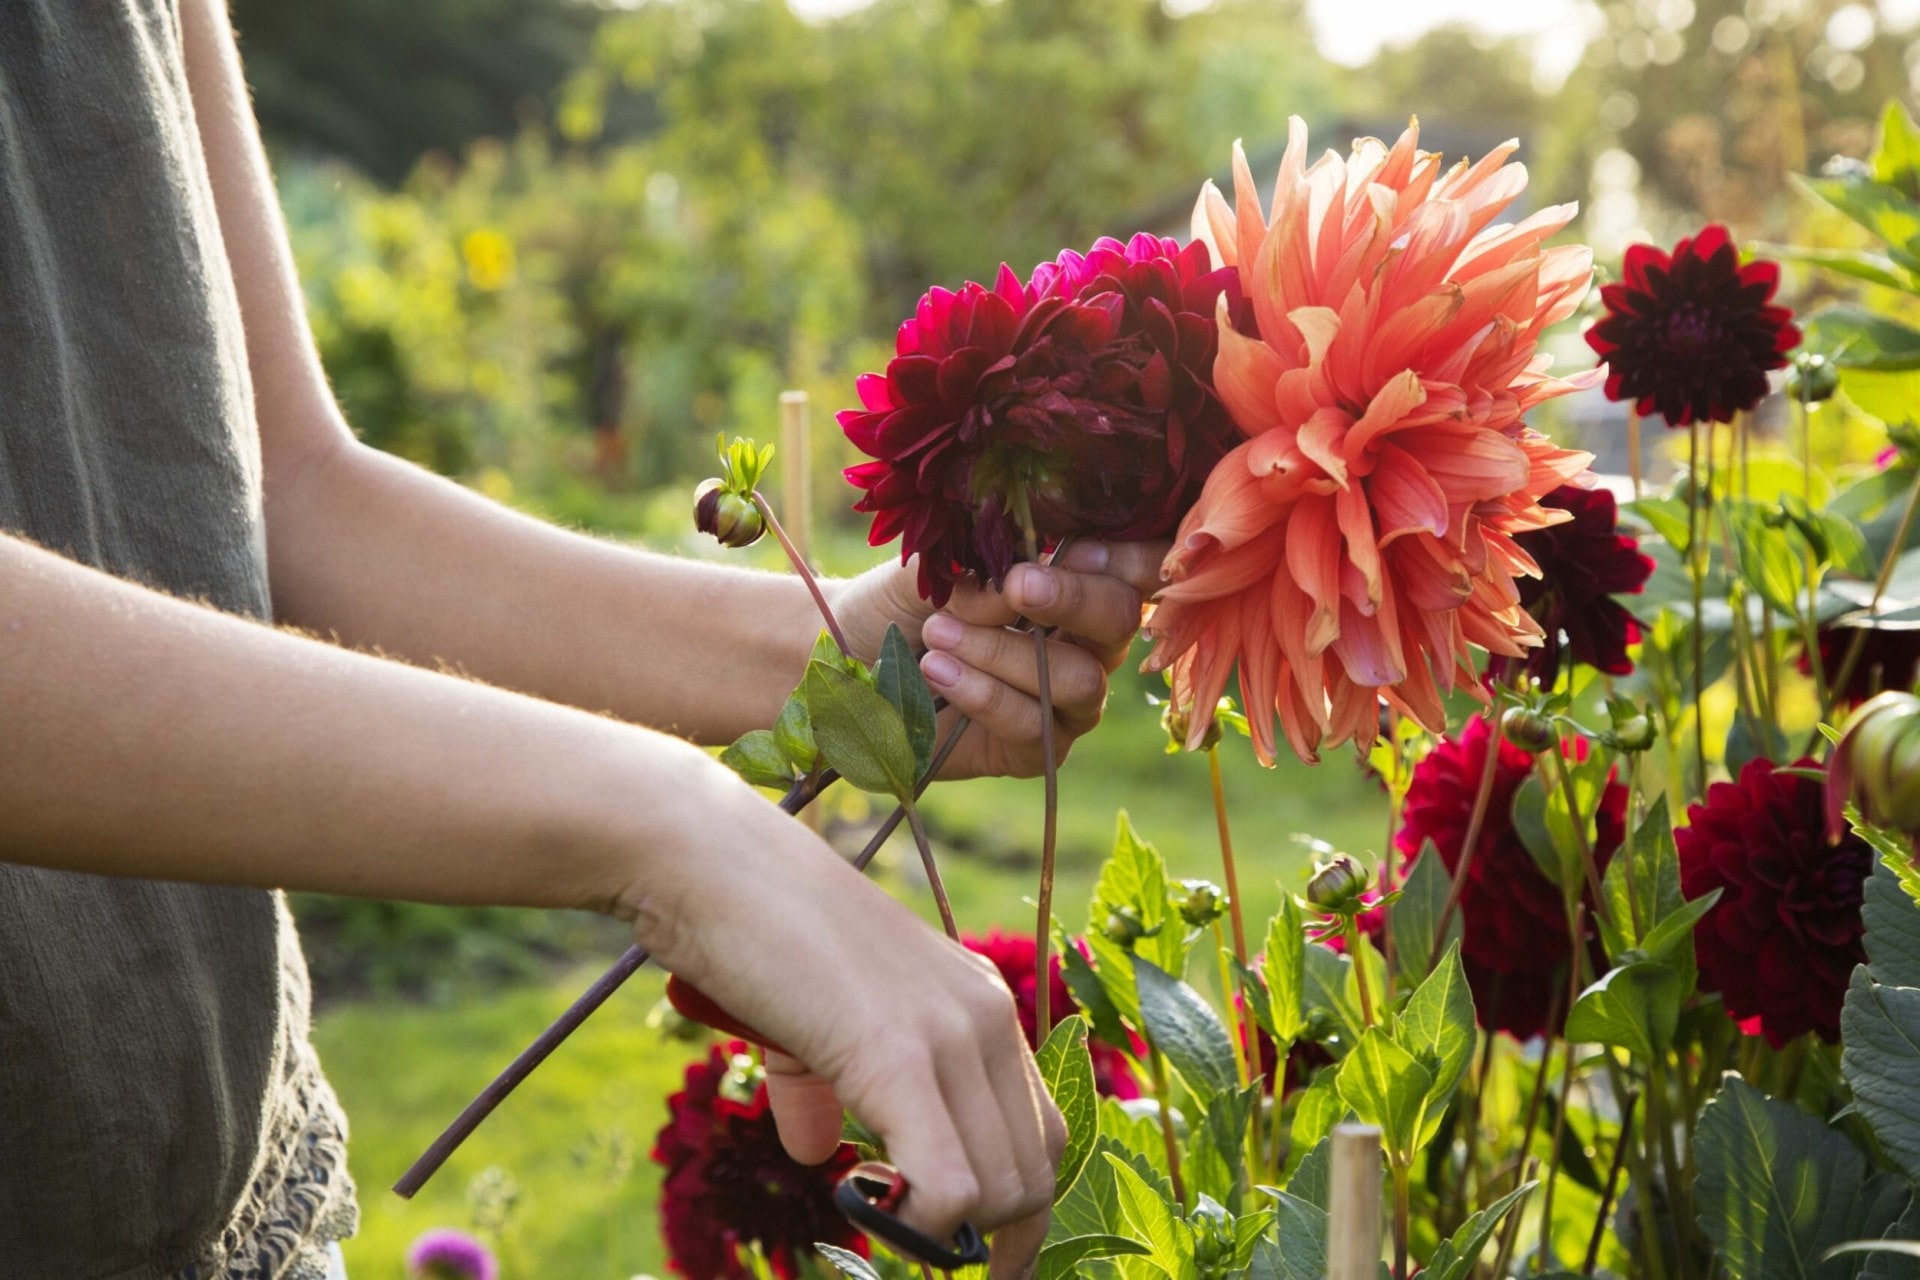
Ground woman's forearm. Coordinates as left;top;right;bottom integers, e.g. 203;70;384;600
264;440;839;743
0;532;766;920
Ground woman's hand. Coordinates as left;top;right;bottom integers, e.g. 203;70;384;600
834;540;1171;779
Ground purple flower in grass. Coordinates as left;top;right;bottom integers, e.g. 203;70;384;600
406;1228;499;1280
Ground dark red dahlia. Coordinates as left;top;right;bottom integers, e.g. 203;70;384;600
841;234;1242;605
964;930;1140;1099
652;1042;866;1280
1800;624;1920;706
1678;758;1872;1047
1584;224;1800;428
1394;716;1625;1040
1505;485;1655;685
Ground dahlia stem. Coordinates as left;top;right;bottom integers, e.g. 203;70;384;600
1490;1157;1539;1280
1343;915;1377;1028
1430;712;1503;971
1547;743;1610;941
1628;408;1643;502
903;800;958;940
1648;1056;1693;1280
1148;1048;1188;1207
1686;420;1710;795
751;491;852;658
1584;1091;1639;1277
1379;710;1402;1001
1820;464;1920;748
1014;498;1062;1039
1207;745;1251;968
1711;422;1765;739
1391;1156;1413;1280
1537;1027;1580;1273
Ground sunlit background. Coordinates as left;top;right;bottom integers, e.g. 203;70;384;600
238;0;1919;1272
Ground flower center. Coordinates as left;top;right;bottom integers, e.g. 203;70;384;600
1662;303;1722;356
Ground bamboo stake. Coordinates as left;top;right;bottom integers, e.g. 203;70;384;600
779;391;813;570
1329;1125;1384;1280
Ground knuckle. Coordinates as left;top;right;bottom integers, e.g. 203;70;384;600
914;1170;979;1226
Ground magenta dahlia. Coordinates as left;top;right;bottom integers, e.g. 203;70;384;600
405;1230;498;1280
964;929;1140;1099
1395;716;1625;1039
1584;224;1800;427
840;234;1242;605
1501;485;1654;685
1800;624;1920;706
652;1042;866;1279
1679;758;1872;1047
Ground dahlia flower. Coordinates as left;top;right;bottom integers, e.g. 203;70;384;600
653;1042;866;1279
1584;224;1800;428
405;1230;498;1280
841;234;1242;606
1504;485;1654;685
1680;758;1871;1047
1396;716;1624;1039
1801;623;1920;706
964;929;1140;1099
1146;119;1601;763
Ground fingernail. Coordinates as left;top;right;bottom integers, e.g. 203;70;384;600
1061;541;1109;572
923;613;964;649
1012;565;1058;609
922;651;963;687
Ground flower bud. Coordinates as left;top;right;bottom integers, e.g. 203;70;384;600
1501;705;1556;754
1787;351;1840;405
694;478;765;549
1603;695;1658;753
1101;904;1160;949
1829;692;1920;837
719;1051;764;1105
1176;878;1227;928
1189;1195;1235;1272
1160;698;1223;753
1305;854;1371;915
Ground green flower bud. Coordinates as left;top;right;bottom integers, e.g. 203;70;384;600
1787;351;1840;405
1189;1195;1235;1272
1160;698;1223;753
1305;854;1371;915
1101;904;1160;949
694;477;765;549
1602;694;1657;753
1176;878;1227;928
1501;705;1556;754
719;1051;765;1105
1831;692;1920;836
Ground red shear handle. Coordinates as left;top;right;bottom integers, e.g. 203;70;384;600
665;974;794;1057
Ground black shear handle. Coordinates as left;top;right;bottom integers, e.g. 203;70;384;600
834;1161;991;1271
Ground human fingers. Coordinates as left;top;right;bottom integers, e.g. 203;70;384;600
988;1206;1053;1280
1000;563;1147;671
1057;538;1175;600
921;615;1107;736
764;1051;851;1167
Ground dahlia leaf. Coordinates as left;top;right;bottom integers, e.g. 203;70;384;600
1302;942;1365;1056
1634;887;1722;970
1033;1234;1151;1280
812;1244;882;1280
1863;836;1920;940
1795;177;1920;272
720;729;799;789
1729;504;1808;617
1393;942;1475;1148
1759;244;1915;293
1185;1084;1262;1216
1107;1152;1199;1280
1251;1193;1327;1280
1511;775;1578;892
1334;1028;1433;1160
1049;1135;1133;1241
1871;100;1920;197
1284;1084;1344;1193
1844;861;1920;1185
801;661;917;800
1262;895;1306;1045
1390;842;1461;990
1421;1179;1537;1280
872;622;936;778
1231;1210;1278;1271
1563;961;1683;1061
1058;935;1133;1052
1101;1099;1179;1196
772;695;816;772
1037;1015;1100;1203
1134;956;1238;1103
1284;1134;1334;1210
1807;306;1920;375
1696;1074;1910;1280
1603;795;1688;953
1087;815;1187;1027
1630;496;1695;557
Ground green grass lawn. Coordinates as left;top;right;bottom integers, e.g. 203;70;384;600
314;657;1389;1276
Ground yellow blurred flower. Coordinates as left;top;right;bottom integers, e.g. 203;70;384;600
461;228;516;291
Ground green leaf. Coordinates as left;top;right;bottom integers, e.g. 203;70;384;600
1796;173;1920;268
1087;814;1184;1027
1336;1027;1434;1159
1602;795;1687;951
1285;1086;1342;1194
808;628;861;675
772;695;816;772
1038;1016;1100;1203
1034;1235;1151;1280
1695;1075;1911;1280
1050;1136;1133;1240
872;622;936;779
1422;1180;1538;1280
1135;956;1238;1103
1842;970;1920;1185
802;661;917;799
1512;773;1583;891
1807;305;1920;374
1186;1085;1261;1215
1101;1098;1178;1193
814;1243;884;1280
1630;495;1694;554
1390;842;1460;989
1636;888;1723;969
1302;942;1363;1053
1263;895;1306;1045
1252;1191;1328;1280
1759;243;1915;291
1108;1152;1198;1280
1862;849;1920;985
1060;936;1134;1052
1730;503;1809;616
1564;961;1684;1060
1871;100;1920;196
1394;942;1476;1146
719;729;798;789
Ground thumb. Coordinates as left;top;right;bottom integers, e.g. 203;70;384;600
763;1050;850;1166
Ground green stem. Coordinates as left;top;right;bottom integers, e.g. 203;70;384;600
1344;915;1377;1027
1648;1057;1692;1280
1688;421;1710;795
1538;1032;1580;1273
1818;464;1920;744
1148;1048;1188;1207
1392;1157;1413;1280
1547;749;1612;943
1585;1091;1639;1277
1207;746;1251;967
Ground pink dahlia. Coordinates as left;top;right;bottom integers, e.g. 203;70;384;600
406;1230;498;1280
964;929;1140;1099
1145;119;1601;763
653;1042;866;1279
841;234;1242;606
1396;716;1625;1039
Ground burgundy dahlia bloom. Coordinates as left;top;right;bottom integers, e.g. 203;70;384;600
1678;758;1872;1047
841;234;1242;605
1395;716;1625;1039
405;1230;498;1280
1505;485;1655;685
1584;224;1800;428
1800;624;1920;706
964;929;1140;1099
653;1042;866;1279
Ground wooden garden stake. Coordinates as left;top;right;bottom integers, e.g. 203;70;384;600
1329;1124;1384;1280
779;391;813;571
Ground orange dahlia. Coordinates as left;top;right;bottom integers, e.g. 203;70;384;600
1145;119;1603;763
